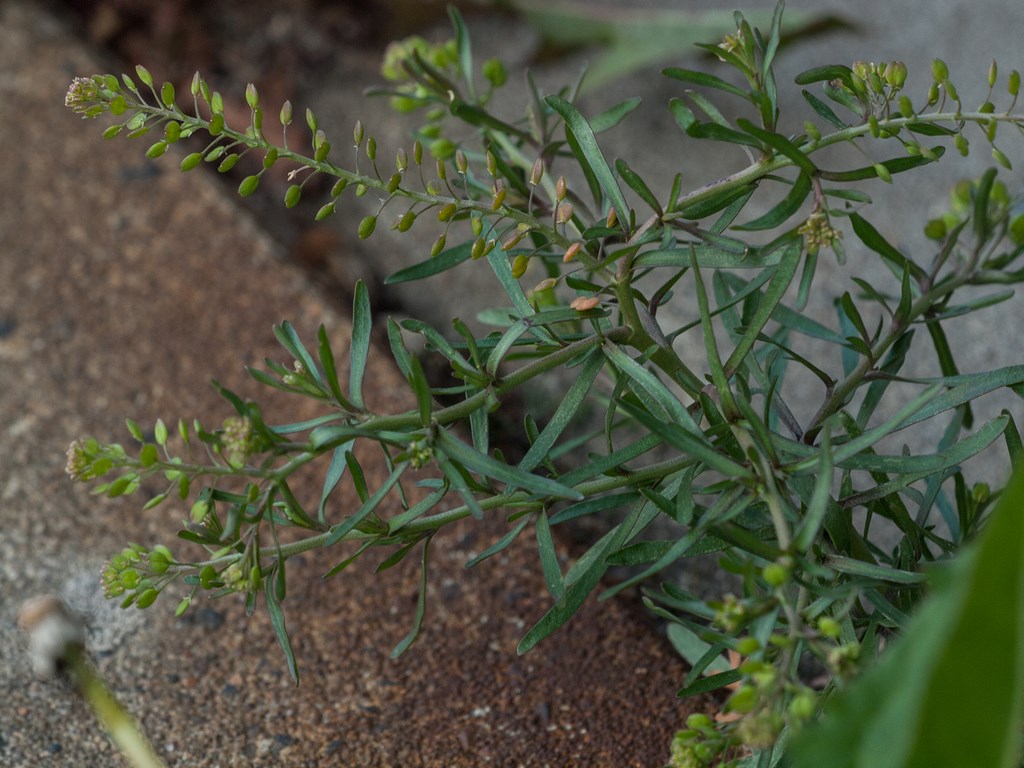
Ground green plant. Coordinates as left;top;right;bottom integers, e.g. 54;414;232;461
64;3;1024;763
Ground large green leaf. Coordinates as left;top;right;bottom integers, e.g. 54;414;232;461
789;466;1024;768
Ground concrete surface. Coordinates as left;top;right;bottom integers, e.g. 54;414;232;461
0;3;709;766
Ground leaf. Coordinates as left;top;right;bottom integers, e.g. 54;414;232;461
519;349;604;472
603;344;698;430
535;512;565;600
465;517;531;568
849;214;928;281
819;148;945;182
546;95;629;229
735;172;812;231
435;428;582;500
735;118;818;175
615;157;662;215
318;325;355;411
317;441;354;524
790;467;1024;768
266;567;299;684
323;463;407;547
349;281;371;410
663;67;750;99
385;239;473;284
723;239;802;375
273;322;321;386
390;537;432;658
589;97;642;133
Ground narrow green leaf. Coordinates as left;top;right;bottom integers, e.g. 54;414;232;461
266;568;299;684
465;517;530;568
677;668;744;697
735;173;812;231
849;214;928;281
615;157;662;215
436;428;582;500
390;537;432;657
535;512;565;600
589;97;642;133
545;95;630;229
663;67;749;99
387;317;413;379
407;354;432;428
318;325;355;411
735;118;818;175
273;322;321;385
794;64;855;88
323;463;407;547
385;240;473;284
349;281;371;410
819;148;945;182
724;240;802;375
317;441;354;524
519;350;604;472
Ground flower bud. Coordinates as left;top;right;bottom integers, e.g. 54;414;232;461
817;615;842;638
430;233;447;257
873;163;892;183
927;82;940;105
135;64;154;87
606;207;618;228
530;158;544;186
511;254;529;278
533;277;557;293
482;58;507;87
190;70;201;96
438;202;458;222
358;215;377;239
435;157;448;180
726;685;759;714
430;139;456;161
238;174;261;196
803;121;820;142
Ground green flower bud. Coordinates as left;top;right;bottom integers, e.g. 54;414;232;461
358;215;377;239
218;153;240;173
789;691;817;721
736;636;760;655
886;61;907;88
931;58;948;82
430;233;447;257
992;147;1012;169
190;70;201;96
284;184;302;208
482;58;507;87
430;139;456;161
685;713;714;732
898;95;914;118
555;175;567;201
180;149;203;168
803;121;821;142
353;119;363;147
471;216;484;237
726;685;759;714
238;174;260;197
511;253;529;278
868;115;880;139
136;64;154;87
923;218;947;240
315;202;336;221
817;615;842;638
927;83;940;105
145;141;168;159
486;150;497;177
530;158;545;186
396;210;416;232
355;183;367;197
190;499;210;524
314;137;331;163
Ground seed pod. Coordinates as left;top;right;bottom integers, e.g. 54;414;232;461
927;83;939;105
438;202;458;222
945;80;959;102
245;82;258;109
803;121;820;142
556;202;573;224
873;163;892;183
135;64;153;87
486;151;497;176
436;157;447;180
135;588;159;609
471;238;486;260
989;60;998;89
413;140;423;166
279;99;292;126
606;207;618;228
315;202;336;221
472;216;484;237
455;149;468;174
491;186;507;210
898;95;914;118
358;215;377;239
570;296;600;311
931;58;948;82
353;119;364;147
533;278;557;293
886;61;907;88
190;71;202;96
955;134;969;156
1010;69;1021;96
331;178;348;197
284;184;302;208
387;172;402;193
263;147;279;169
396;147;408;172
993;147;1012;170
366;136;377;161
868;115;880;139
430;233;447;257
306;107;318;133
164;121;181;143
563;242;581;263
